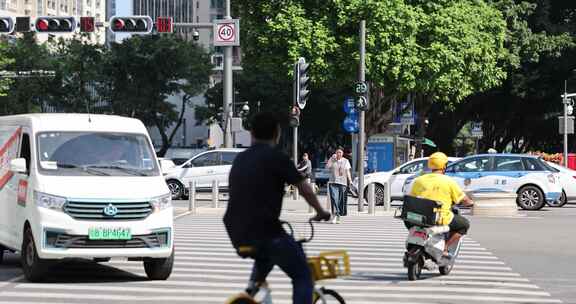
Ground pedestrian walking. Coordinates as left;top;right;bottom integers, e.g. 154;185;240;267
326;148;352;223
297;153;313;184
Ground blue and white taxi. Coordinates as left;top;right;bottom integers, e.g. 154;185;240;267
403;154;561;210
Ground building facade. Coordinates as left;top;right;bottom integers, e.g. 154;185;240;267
0;0;106;43
129;0;243;149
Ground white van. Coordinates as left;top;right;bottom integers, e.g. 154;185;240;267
0;114;174;282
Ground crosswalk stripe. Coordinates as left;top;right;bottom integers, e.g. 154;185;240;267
14;283;551;297
98;277;541;289
0;291;562;303
0;213;561;304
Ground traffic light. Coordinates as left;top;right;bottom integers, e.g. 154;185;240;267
0;17;14;33
35;16;76;33
294;57;310;109
289;106;300;127
156;17;173;33
15;16;30;32
109;16;153;33
80;17;95;33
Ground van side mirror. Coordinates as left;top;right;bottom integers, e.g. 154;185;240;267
10;158;27;173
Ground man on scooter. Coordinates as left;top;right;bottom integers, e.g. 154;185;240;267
408;152;474;258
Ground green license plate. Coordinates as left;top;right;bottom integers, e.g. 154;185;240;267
88;227;132;240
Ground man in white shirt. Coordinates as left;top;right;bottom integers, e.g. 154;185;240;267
326;148;352;223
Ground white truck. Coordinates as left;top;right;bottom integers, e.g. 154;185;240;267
0;114;174;282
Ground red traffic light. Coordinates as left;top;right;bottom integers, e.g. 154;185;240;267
109;16;152;33
35;17;76;33
156;17;173;33
80;17;95;33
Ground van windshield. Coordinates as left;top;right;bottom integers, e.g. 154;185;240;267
37;132;160;176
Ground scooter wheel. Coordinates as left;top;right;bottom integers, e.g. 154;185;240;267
407;260;423;281
439;263;453;275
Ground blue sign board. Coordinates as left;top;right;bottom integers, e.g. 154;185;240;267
394;101;416;125
342;112;359;133
367;136;394;172
343;96;357;114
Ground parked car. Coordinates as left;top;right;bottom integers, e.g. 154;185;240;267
162;148;206;165
158;158;176;173
163;148;244;199
313;161;330;187
403;154;562;210
350;157;460;205
545;161;576;207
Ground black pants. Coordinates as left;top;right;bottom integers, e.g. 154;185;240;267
449;214;470;235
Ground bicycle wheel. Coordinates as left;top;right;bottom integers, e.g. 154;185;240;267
314;288;345;304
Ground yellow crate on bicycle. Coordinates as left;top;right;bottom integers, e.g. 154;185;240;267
307;250;350;281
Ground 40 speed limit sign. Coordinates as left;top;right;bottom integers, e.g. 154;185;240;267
213;19;240;46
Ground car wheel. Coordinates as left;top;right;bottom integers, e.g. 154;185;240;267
166;180;184;200
21;226;49;282
364;183;385;206
143;249;174;280
517;186;545;210
547;190;568;207
0;245;4;265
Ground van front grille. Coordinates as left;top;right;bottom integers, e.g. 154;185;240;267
64;201;152;220
45;231;169;249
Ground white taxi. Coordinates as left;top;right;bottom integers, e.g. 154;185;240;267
403;154;561;210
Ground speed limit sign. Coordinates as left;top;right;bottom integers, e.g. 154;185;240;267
213;19;240;46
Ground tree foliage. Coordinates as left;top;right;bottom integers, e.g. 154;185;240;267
101;34;212;156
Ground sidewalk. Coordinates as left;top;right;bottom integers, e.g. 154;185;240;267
173;194;397;218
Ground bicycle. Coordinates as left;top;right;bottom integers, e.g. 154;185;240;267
226;219;350;304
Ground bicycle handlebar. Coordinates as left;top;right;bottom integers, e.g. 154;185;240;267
281;219;316;244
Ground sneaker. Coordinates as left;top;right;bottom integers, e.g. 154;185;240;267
331;216;338;224
336;216;341;224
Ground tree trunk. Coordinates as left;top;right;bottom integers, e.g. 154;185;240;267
156;94;191;157
414;94;432;158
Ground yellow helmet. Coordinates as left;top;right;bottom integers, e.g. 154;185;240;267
428;152;449;170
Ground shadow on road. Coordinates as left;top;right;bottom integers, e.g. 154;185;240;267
345;272;440;282
1;251;147;283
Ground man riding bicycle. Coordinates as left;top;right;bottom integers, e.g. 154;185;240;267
223;112;331;304
408;152;474;258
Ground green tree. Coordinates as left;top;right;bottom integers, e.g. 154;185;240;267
427;0;575;155
0;39;13;97
234;0;509;154
47;34;107;112
101;34;212;156
0;33;53;114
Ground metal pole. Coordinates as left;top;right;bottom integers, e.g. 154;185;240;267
564;81;568;167
357;20;366;213
351;134;358;175
212;180;219;208
188;181;196;214
223;0;233;148
367;183;375;215
293;126;299;199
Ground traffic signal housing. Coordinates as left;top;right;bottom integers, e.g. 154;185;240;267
156;17;173;33
289;106;300;127
80;17;95;33
35;16;76;33
294;57;310;109
0;17;14;33
109;16;153;33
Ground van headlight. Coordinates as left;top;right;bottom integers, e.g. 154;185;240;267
34;191;67;211
150;194;172;212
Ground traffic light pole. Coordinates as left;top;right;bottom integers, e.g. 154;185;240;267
357;20;366;213
564;82;568;167
223;0;233;148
